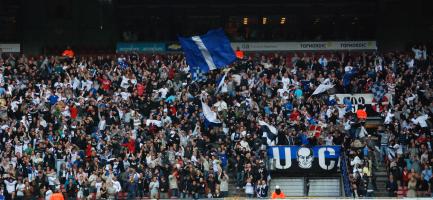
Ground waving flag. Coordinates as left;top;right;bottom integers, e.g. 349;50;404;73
216;69;231;93
215;73;227;94
191;68;208;83
312;78;334;95
202;101;221;124
117;57;128;69
179;29;236;77
259;120;278;145
371;81;387;103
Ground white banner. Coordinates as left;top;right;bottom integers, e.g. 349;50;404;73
334;93;392;112
0;44;20;53
231;41;377;51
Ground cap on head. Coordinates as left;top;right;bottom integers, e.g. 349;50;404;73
276;185;280;189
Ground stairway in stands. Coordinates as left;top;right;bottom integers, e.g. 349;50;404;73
374;165;389;197
228;179;242;197
269;178;305;197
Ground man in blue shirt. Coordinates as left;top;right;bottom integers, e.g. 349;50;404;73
0;86;5;96
48;94;59;105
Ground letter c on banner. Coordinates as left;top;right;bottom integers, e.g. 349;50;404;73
318;147;335;170
273;147;292;169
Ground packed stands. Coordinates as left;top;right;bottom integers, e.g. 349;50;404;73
0;45;431;199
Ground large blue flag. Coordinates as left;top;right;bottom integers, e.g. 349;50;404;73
179;29;236;77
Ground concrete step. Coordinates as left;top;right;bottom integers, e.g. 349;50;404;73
375;171;388;176
376;176;389;181
375;191;389;197
377;187;387;191
376;167;387;171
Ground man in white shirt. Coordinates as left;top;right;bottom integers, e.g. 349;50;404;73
112;177;122;198
324;134;334;145
213;99;228;112
412;114;429;128
4;177;17;199
239;137;250;151
277;87;288;98
157;86;168;99
219;79;229;94
344;65;353;72
149;177;160;199
281;73;294;90
384;110;395;125
337;105;347;119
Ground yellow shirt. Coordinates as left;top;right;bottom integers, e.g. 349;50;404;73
362;166;371;176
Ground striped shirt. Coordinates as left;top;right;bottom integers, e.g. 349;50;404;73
387;83;396;95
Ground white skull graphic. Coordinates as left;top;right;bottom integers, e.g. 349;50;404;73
297;147;313;169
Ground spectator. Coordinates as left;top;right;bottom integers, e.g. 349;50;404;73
106;181;117;199
15;178;25;200
4;176;16;200
49;187;65;200
407;176;417;197
45;186;53;200
271;185;285;199
23;180;34;200
159;176;169;199
256;179;268;198
168;171;179;197
244;178;254;198
149;176;159;199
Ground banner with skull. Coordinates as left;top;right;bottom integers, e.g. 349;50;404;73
267;146;341;174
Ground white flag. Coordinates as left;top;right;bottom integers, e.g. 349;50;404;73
202;102;221;123
312;78;334;95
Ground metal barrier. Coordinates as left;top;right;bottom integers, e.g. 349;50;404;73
340;153;353;197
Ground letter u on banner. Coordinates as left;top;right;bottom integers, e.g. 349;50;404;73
273;147;291;169
318;147;335;170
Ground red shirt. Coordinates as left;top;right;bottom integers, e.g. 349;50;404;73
62;49;74;58
136;83;145;96
402;170;409;182
100;79;111;91
86;144;92;157
70;106;78;119
170;106;177;116
290;111;300;121
168;68;175;80
122;139;136;153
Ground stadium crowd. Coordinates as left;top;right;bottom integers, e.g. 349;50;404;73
0;45;431;199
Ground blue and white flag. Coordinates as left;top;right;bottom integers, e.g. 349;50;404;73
371;81;387;103
202;101;221;124
216;69;230;93
312;78;334;95
117;57;128;69
179;29;236;76
191;68;208;83
259;120;278;145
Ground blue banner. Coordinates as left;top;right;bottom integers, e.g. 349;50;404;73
116;42;166;52
267;146;341;173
